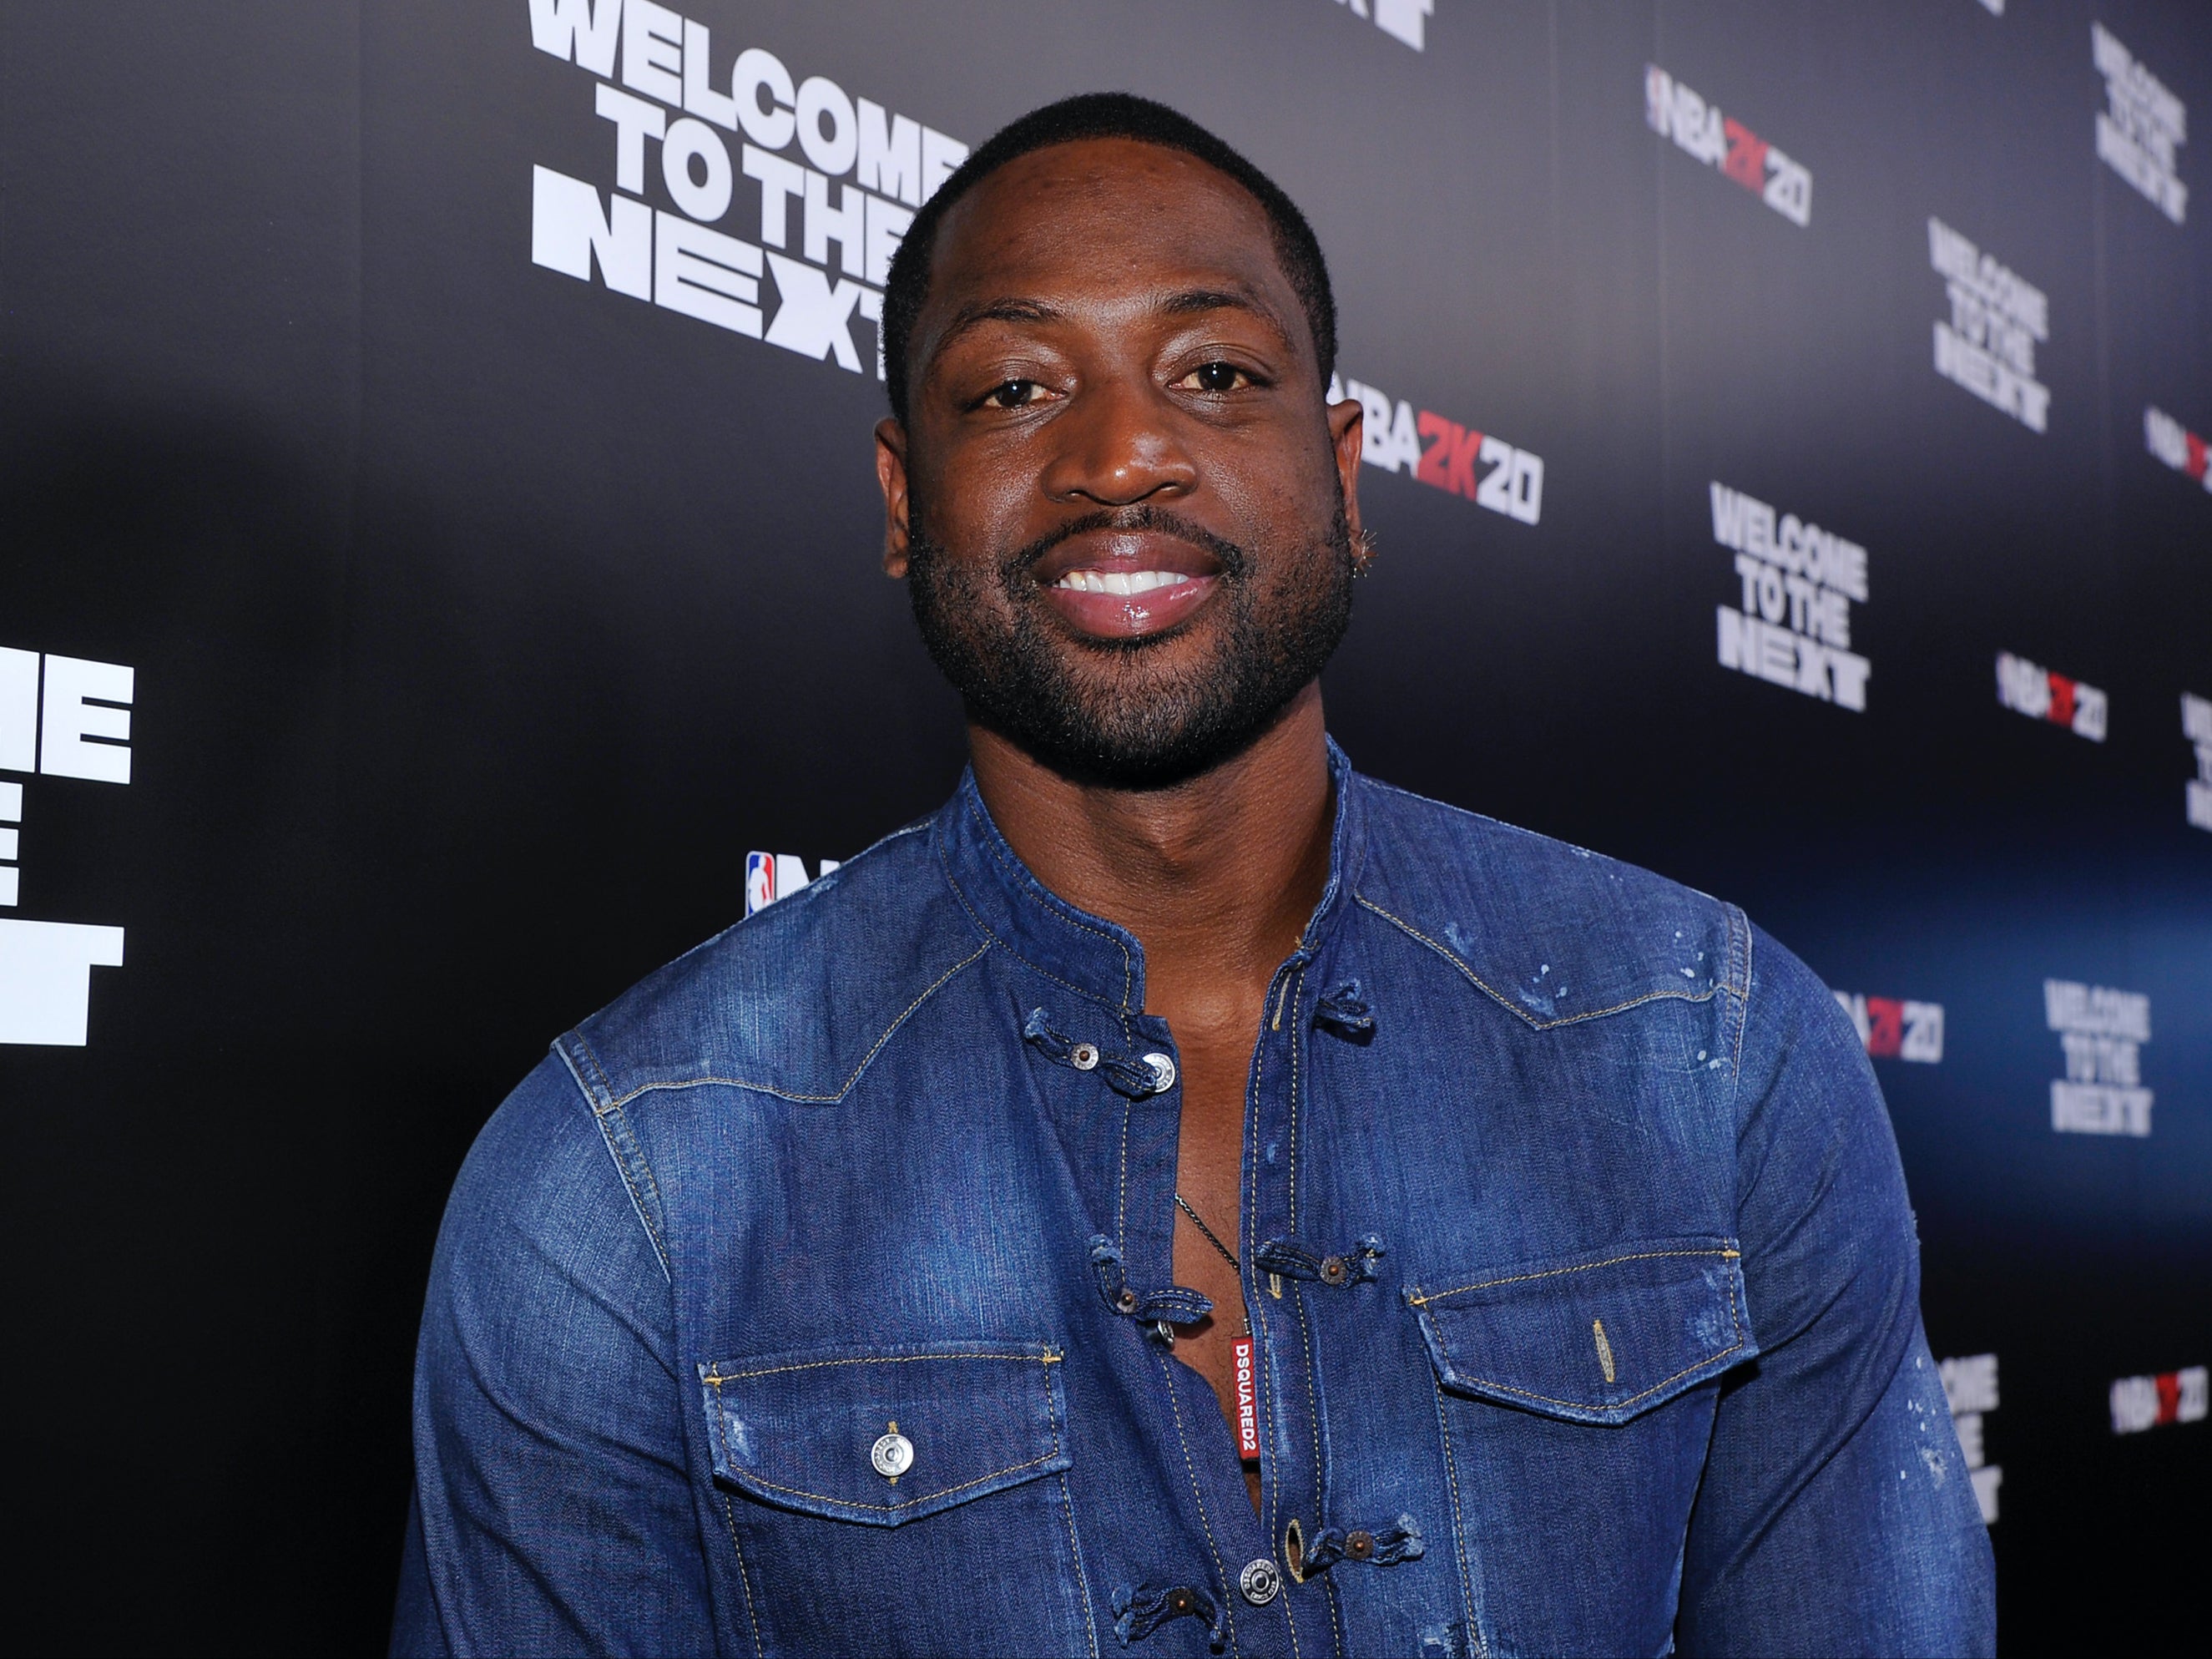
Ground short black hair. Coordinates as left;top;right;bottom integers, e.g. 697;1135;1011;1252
880;92;1337;423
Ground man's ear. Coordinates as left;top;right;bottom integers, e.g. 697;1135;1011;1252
1328;393;1365;545
875;417;912;578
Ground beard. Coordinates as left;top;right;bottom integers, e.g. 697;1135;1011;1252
905;495;1356;791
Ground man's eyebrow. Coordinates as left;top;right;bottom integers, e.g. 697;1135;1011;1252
1156;287;1284;330
933;297;1065;354
1154;286;1299;352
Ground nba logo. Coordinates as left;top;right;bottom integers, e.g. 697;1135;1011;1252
745;851;776;917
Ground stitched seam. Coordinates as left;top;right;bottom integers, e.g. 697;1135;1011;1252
704;1351;1060;1383
940;833;1121;1022
703;1390;768;1658
579;1034;619;1108
1444;1340;1745;1414
1117;1092;1133;1257
1278;979;1311;1659
593;1097;672;1280
730;1449;1061;1513
1057;1469;1101;1659
1426;1262;1747;1414
1431;1375;1486;1659
598;938;992;1109
1408;1247;1742;1305
1042;1370;1101;1659
1157;1348;1241;1655
1294;1277;1332;1659
716;1491;767;1659
1355;896;1720;1029
1245;971;1273;1548
963;793;1139;1020
1282;969;1332;1659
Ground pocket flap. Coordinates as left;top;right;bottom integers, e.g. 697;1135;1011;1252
1406;1239;1755;1425
698;1340;1070;1525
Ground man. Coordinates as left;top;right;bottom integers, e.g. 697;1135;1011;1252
396;94;1995;1658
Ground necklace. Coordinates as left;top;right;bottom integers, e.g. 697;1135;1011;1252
1174;1191;1240;1272
1174;1191;1260;1460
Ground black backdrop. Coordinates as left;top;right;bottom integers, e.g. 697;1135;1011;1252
3;3;2206;1652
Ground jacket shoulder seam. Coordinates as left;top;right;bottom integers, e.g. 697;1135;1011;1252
602;936;994;1110
1355;893;1725;1030
556;1034;674;1282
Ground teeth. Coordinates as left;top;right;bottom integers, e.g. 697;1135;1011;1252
1053;569;1189;595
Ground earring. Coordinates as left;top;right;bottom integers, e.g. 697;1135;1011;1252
1351;527;1378;577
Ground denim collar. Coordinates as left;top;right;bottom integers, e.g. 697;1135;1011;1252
933;736;1369;1014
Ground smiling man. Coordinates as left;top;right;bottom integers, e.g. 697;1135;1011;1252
396;94;1994;1659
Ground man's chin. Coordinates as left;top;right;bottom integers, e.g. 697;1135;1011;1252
967;675;1306;793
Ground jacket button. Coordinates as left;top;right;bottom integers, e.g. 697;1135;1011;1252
1239;1559;1281;1605
1071;1043;1100;1070
1141;1052;1177;1091
1167;1588;1196;1616
1345;1530;1376;1560
870;1429;913;1479
1320;1256;1348;1285
1117;1288;1139;1313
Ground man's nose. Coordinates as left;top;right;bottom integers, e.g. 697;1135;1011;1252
1039;375;1199;506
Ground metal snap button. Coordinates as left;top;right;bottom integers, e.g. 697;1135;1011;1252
1166;1587;1197;1616
1320;1256;1348;1285
1239;1558;1282;1606
1070;1042;1100;1070
1141;1052;1177;1091
1116;1288;1139;1313
870;1425;913;1480
1345;1530;1376;1561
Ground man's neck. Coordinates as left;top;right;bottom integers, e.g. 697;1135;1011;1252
967;684;1336;1017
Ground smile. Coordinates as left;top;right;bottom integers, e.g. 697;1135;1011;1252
1050;569;1192;595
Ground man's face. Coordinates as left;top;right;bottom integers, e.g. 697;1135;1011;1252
876;136;1365;788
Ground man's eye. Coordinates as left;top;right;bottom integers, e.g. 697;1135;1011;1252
985;379;1045;408
1179;362;1253;394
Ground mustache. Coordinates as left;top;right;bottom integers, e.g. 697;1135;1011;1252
1002;504;1250;581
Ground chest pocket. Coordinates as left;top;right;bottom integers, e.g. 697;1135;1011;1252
699;1339;1071;1525
1406;1237;1755;1424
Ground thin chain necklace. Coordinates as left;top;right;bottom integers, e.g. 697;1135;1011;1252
1174;1191;1258;1461
1174;1192;1241;1272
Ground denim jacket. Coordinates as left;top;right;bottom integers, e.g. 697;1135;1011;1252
395;744;1995;1658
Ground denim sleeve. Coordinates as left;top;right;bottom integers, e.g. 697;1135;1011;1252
390;1054;712;1657
1675;923;1996;1658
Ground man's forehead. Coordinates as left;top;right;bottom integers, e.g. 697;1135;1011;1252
925;137;1293;318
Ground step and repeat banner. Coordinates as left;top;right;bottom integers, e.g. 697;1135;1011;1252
3;1;2206;1650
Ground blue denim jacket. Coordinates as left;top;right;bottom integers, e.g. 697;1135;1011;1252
395;745;1995;1658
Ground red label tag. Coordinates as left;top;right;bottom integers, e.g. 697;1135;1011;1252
1234;1338;1260;1458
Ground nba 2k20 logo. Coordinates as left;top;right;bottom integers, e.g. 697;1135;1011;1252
1330;372;1544;526
1710;482;1871;711
1996;650;2106;741
0;646;133;1046
1834;992;1943;1063
1644;67;1812;227
2111;1365;2208;1435
528;0;968;381
2045;978;2152;1137
2144;407;2211;496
